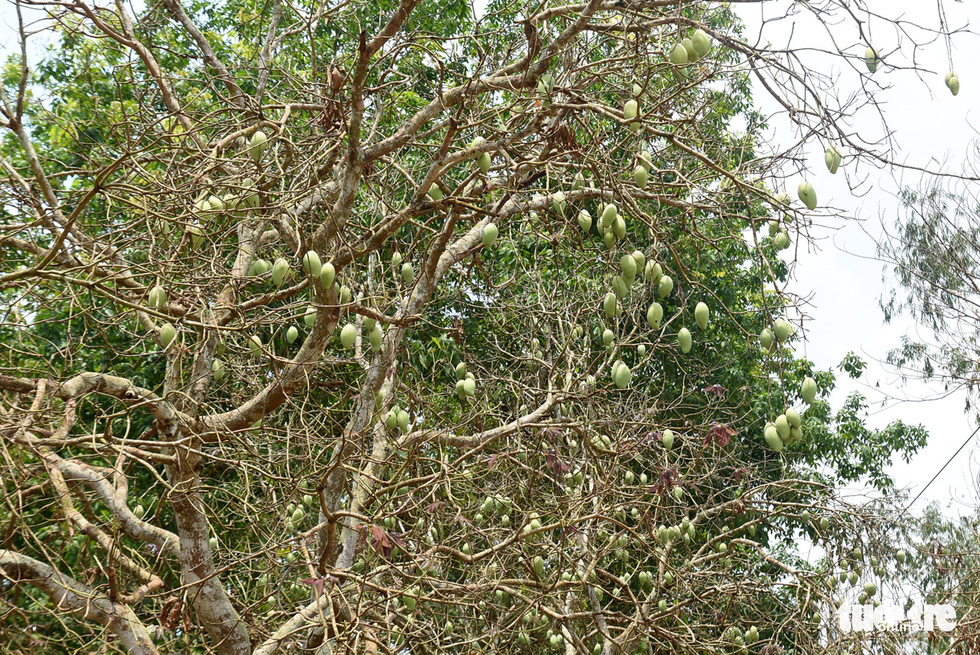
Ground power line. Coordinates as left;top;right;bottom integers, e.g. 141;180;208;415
904;424;980;512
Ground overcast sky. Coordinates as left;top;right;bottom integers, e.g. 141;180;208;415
737;0;980;518
1;0;976;517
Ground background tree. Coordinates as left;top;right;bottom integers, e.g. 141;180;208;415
0;0;952;654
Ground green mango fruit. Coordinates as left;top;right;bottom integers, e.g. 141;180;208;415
602;328;614;347
397;410;410;433
692;29;711;58
401;262;415;285
249;334;262;356
320;262;336;290
825;144;842;174
663;429;674;449
798;181;817;210
391;251;402;268
896;550;906;564
949;75;960;96
304;307;316;327
302;251;322;277
614;361;631;389
428;183;444;201
286;326;299;344
212;358;225;381
800;377;817;404
760;328;775;350
601;203;618;228
462;378;476;396
785;408;801;428
669;43;689;66
369;324;383;351
774;414;790;440
533;555;545;578
186;225;205;250
455;362;467;380
764;425;783;452
694;302;709;330
620;253;638;283
612;275;628;299
820;517;830;530
603;231;617;249
612;214;626;239
658;275;673;298
249;130;268;162
339;285;351;304
552;191;567;215
647;302;664;329
773;318;792;340
682;38;697;62
624;99;639;121
678;327;692;353
774;230;791;250
637;344;646;356
572;171;586;190
603;292;618;319
482;223;498;247
865;47;879;73
148;285;167;309
631;250;645;270
160;322;177;348
577;210;592;232
477;152;492;173
340;324;356;349
272;258;289;286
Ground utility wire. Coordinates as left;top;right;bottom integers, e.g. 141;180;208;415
904;424;980;512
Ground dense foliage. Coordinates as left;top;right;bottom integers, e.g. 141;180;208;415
0;0;956;654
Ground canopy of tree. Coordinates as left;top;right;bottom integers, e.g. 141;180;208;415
0;0;961;654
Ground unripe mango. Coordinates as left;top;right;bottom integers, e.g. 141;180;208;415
682;38;697;62
428;183;444;201
602;328;614;348
552;191;567;215
148;285;167;309
319;262;335;290
658;275;674;298
212;358;225;380
340;324;356;349
612;275;627;299
286;325;299;344
678;327;692;353
482;223;498;247
764;425;783;452
773;318;792;340
160;322;176;348
612;215;626;239
249;130;268;162
760;328;774;350
669;43;689;66
304;307;316;327
694;301;709;330
801;376;817;404
401;262;415;285
477;152;492;174
614;361;631;389
634;165;648;188
825;145;842;174
603;292;617;319
577;210;592;232
272;258;290;286
785;408;801;428
865;47;879;73
647;302;664;329
249;334;262;356
302;251;322;277
601;203;618;228
692;29;711;58
663;429;674;449
369;324;383;351
948;75;960;96
774;414;790;440
798;181;817;210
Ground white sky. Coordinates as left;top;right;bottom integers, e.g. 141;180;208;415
736;0;980;518
0;0;976;518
